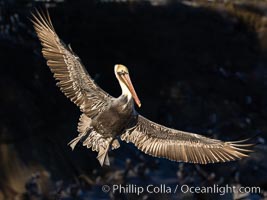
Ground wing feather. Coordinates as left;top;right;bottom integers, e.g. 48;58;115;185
121;115;253;164
32;10;111;117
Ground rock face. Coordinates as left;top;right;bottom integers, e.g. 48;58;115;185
239;145;267;188
0;0;266;199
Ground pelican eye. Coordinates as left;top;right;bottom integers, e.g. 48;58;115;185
118;71;128;75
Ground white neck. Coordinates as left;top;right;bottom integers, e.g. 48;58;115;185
114;65;132;100
119;80;132;99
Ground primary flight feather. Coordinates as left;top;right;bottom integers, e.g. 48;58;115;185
32;10;253;166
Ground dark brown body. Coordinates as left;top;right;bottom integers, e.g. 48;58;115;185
91;95;136;138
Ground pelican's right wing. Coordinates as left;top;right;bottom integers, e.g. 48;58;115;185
121;115;253;164
32;10;111;117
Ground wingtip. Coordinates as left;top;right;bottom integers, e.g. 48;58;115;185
31;7;41;19
227;139;255;160
30;7;55;31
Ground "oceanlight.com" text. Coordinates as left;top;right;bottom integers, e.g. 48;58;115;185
101;184;261;196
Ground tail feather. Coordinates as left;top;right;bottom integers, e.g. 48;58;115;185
68;113;120;166
68;131;88;150
68;114;91;150
97;146;110;166
68;137;81;150
82;131;113;166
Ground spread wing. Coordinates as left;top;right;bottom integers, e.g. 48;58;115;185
31;10;111;117
121;115;253;164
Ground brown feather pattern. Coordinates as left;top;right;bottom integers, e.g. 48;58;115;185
121;115;253;164
32;10;253;165
31;10;111;117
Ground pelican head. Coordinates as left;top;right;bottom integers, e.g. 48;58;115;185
115;64;141;107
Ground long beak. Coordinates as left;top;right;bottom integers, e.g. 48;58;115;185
121;74;141;107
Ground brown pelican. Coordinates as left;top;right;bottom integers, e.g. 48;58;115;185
32;11;253;166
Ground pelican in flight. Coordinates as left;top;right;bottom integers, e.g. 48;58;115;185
32;11;252;166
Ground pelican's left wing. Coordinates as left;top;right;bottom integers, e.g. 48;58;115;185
121;115;252;164
32;10;111;117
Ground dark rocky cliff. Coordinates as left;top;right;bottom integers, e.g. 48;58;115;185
0;0;266;199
